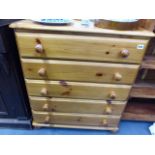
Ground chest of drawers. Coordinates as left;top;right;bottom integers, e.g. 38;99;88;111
10;20;154;131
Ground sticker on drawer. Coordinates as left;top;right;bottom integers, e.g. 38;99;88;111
137;44;145;50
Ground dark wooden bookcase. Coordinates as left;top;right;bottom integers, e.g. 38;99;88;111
123;37;155;121
0;20;32;128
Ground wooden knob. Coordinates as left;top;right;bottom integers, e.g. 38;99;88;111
109;91;116;99
42;104;49;110
114;72;122;81
105;106;112;114
120;49;129;57
40;88;48;96
44;116;50;123
38;68;46;76
102;119;108;126
35;44;44;53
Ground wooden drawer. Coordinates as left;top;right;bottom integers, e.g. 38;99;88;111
22;59;139;84
30;96;126;115
32;111;121;128
26;79;131;100
16;32;148;64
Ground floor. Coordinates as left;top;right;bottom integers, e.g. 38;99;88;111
0;120;153;135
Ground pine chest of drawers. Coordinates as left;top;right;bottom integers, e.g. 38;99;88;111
10;20;154;131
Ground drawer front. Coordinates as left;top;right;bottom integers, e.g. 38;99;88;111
26;79;131;100
32;111;120;127
16;32;148;64
22;59;139;84
30;96;126;115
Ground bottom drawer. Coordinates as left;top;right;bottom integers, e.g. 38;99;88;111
32;111;121;128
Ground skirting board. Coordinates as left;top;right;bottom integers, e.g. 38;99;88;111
0;118;32;129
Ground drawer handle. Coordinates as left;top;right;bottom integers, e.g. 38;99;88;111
120;49;129;57
109;91;116;99
102;119;108;126
38;68;46;76
114;72;122;81
42;104;49;110
105;106;112;114
35;44;44;53
40;88;48;96
44;116;50;123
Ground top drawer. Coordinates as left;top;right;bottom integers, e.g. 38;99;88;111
15;32;148;64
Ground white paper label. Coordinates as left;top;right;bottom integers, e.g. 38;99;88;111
137;44;145;50
149;123;155;135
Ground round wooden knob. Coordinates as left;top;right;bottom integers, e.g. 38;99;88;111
38;68;46;76
42;104;49;110
44;116;50;123
120;49;129;57
102;119;108;126
114;72;122;81
109;91;116;99
35;44;44;53
105;106;112;114
40;88;48;96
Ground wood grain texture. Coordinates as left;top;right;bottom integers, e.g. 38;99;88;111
140;69;155;82
130;83;155;98
138;19;155;31
26;79;131;100
95;19;140;30
32;122;118;131
30;96;126;115
22;58;139;84
141;56;155;69
10;20;155;38
16;32;148;64
122;100;155;121
32;111;120;127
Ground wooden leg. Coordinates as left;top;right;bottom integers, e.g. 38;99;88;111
111;128;119;133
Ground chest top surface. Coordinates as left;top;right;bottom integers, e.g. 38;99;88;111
10;20;155;38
